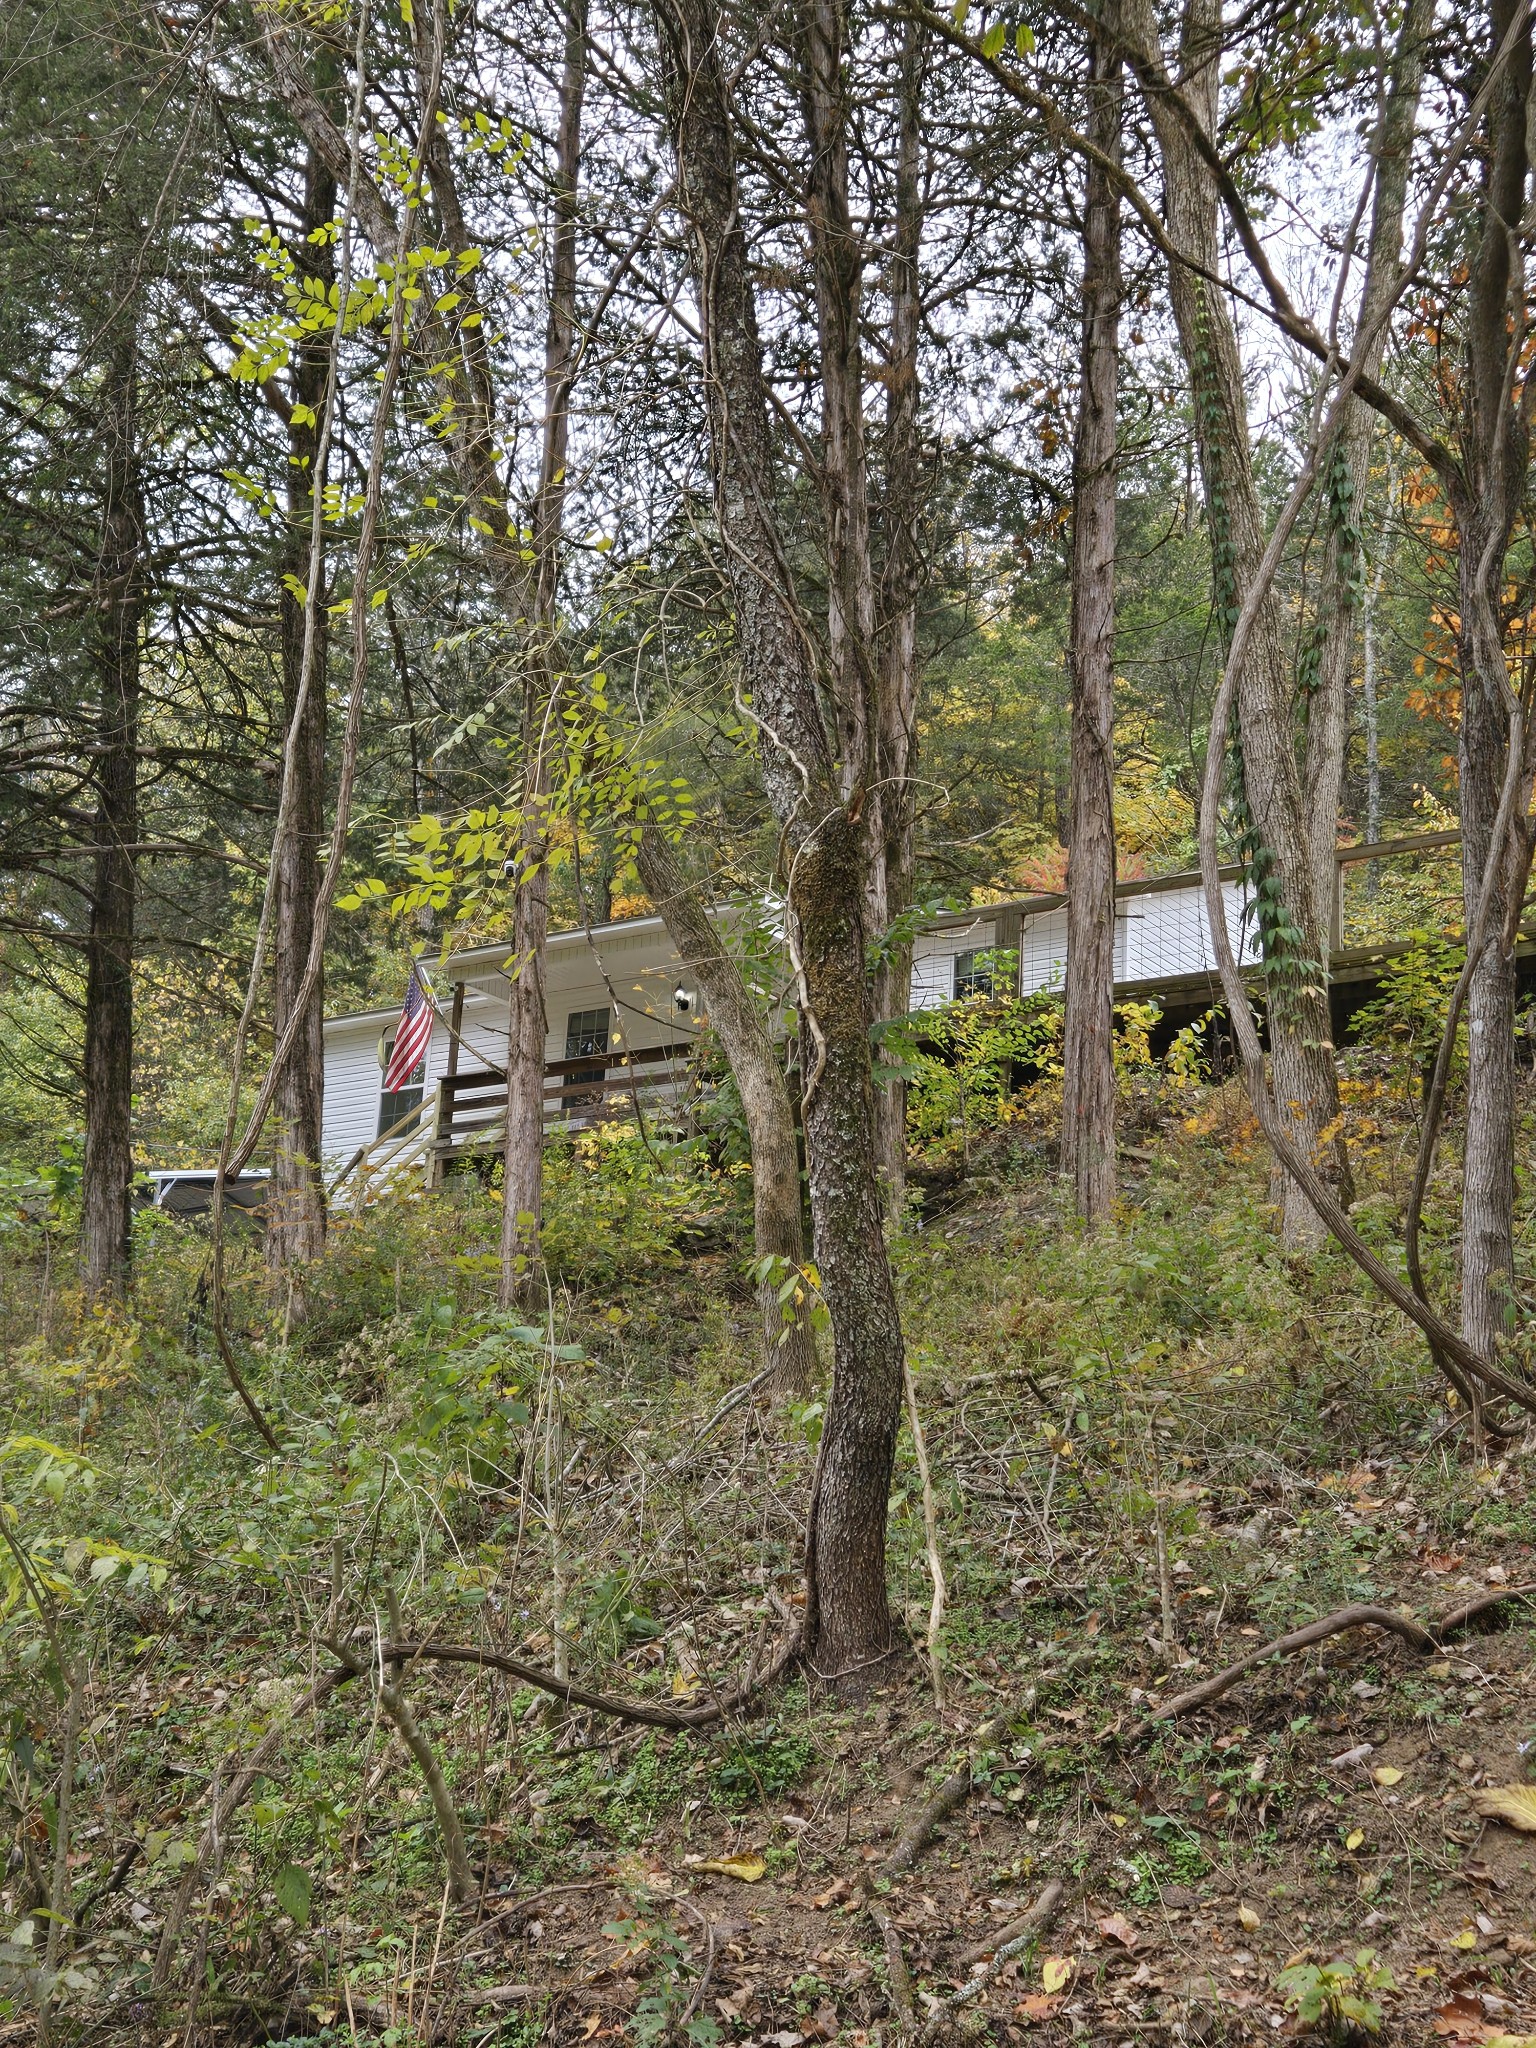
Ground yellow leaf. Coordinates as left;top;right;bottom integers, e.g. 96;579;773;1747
1451;1928;1479;1949
1041;1956;1075;1994
1237;1904;1261;1931
694;1852;766;1883
670;1670;699;1698
1345;1829;1365;1850
1472;1783;1536;1832
1372;1766;1404;1787
1107;1813;1129;1828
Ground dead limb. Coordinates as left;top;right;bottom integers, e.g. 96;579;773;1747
673;1896;719;2031
665;1356;783;1477
1142;1583;1536;1725
876;1688;1029;1885
869;1896;916;2029
1435;1581;1536;1633
379;1627;803;1731
958;1876;1065;1968
329;1637;475;1904
154;1621;801;1994
903;1359;947;1707
919;1879;1065;2040
860;1687;1035;2032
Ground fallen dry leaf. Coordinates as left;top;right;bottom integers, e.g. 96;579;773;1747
1237;1903;1261;1931
811;1877;850;1909
1096;1912;1138;1949
691;1851;767;1882
580;2016;603;2042
1373;1765;1405;1787
1015;1994;1064;2022
1435;1994;1488;2041
1041;1955;1075;1993
1472;1784;1536;1833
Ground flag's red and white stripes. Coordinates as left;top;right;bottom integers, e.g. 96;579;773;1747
383;962;434;1092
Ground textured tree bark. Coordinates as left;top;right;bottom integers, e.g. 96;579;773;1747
268;144;335;1284
498;0;587;1308
1122;0;1350;1245
635;827;817;1391
1061;31;1122;1227
81;329;143;1299
1448;0;1531;1359
654;0;906;1685
1302;0;1429;954
869;18;927;1215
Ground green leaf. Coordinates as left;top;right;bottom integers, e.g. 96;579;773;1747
981;21;1006;56
1015;21;1035;52
274;1863;312;1926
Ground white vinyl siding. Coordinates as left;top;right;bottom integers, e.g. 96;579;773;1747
1118;881;1259;985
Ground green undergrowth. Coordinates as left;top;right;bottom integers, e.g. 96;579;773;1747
2;1078;1534;2039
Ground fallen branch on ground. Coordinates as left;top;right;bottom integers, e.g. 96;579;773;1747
872;1687;1033;1890
920;1879;1065;2038
860;1688;1035;2034
155;1622;798;1992
1142;1583;1536;1725
957;1875;1065;1968
665;1358;782;1476
869;1896;916;2028
381;1626;803;1730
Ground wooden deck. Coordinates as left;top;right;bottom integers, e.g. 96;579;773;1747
427;1040;697;1180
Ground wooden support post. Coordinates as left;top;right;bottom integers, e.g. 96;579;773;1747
445;980;464;1077
994;908;1023;996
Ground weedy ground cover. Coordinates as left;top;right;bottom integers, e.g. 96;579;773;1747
0;1072;1533;2045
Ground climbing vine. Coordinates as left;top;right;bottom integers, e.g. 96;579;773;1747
1190;283;1315;1010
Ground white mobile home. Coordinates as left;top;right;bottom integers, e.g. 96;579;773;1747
320;869;1261;1194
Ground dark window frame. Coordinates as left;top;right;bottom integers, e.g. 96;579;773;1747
564;1007;611;1060
378;1042;427;1136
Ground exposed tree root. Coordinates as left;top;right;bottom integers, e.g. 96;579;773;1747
1142;1583;1536;1725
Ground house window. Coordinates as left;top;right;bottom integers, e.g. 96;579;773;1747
377;1044;426;1136
564;1008;611;1059
954;948;1000;999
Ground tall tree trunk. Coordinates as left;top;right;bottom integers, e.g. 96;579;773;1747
1123;0;1351;1245
655;0;906;1687
1362;516;1385;878
869;18;927;1216
1449;0;1532;1358
499;0;588;1308
1061;30;1122;1226
634;827;817;1390
269;144;336;1283
81;329;143;1298
1302;0;1430;957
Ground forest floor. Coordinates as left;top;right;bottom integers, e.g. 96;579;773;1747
3;1074;1536;2046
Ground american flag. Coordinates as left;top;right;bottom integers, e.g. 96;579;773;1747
384;961;435;1092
